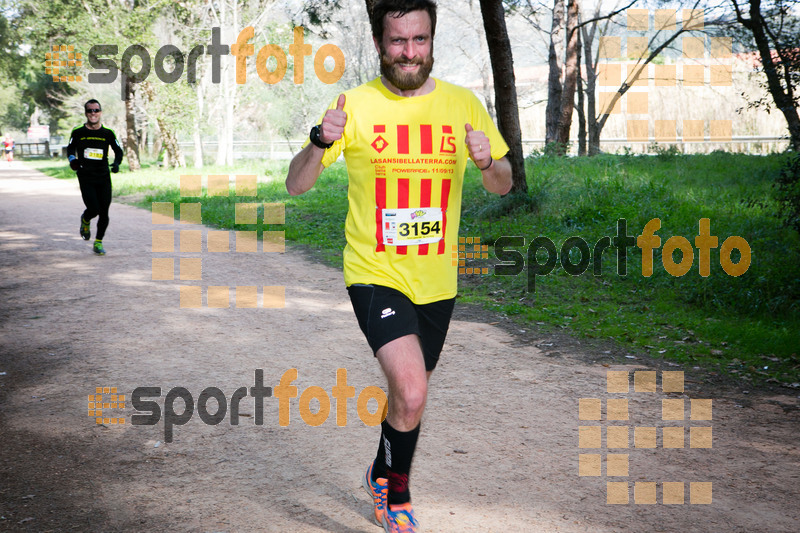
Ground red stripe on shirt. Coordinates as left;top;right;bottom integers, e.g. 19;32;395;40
420;125;432;154
397;178;409;255
418;179;432;255
375;178;386;252
438;179;451;255
397;125;409;154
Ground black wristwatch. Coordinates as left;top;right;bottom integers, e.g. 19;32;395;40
309;125;333;149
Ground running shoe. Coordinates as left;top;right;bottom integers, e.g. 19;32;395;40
363;461;388;526
80;217;90;240
381;502;418;533
93;241;105;255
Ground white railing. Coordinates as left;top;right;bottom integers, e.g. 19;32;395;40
177;140;304;160
520;136;789;156
177;135;790;160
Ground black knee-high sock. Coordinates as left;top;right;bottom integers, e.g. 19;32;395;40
372;427;388;481
381;419;420;506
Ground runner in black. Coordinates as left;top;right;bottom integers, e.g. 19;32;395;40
67;99;123;255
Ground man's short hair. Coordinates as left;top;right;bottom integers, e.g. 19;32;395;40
370;0;437;43
84;99;101;111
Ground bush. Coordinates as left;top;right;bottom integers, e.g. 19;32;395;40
775;153;800;234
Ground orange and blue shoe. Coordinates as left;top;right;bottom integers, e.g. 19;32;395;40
381;502;418;533
362;461;388;526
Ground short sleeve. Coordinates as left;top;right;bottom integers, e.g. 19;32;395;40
468;93;509;161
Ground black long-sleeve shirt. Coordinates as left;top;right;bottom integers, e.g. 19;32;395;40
66;125;123;180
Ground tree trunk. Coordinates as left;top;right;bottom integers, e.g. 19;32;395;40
138;127;147;159
192;124;203;168
576;28;586;157
193;71;205;168
582;24;600;155
478;0;527;194
741;0;800;151
479;36;496;123
215;67;236;166
124;76;141;171
159;117;186;168
136;94;147;159
555;0;580;151
152;122;162;160
140;81;185;169
215;6;229;166
215;3;237;167
545;0;565;148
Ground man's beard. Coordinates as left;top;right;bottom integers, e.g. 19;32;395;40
379;45;434;91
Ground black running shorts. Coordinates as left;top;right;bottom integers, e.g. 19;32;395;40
347;284;455;371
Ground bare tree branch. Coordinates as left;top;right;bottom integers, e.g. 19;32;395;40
568;0;637;41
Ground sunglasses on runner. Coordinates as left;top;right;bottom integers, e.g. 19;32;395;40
85;108;101;113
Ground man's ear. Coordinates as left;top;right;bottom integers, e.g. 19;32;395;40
373;36;381;55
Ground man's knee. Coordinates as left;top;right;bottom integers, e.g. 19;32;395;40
397;381;427;416
378;335;428;418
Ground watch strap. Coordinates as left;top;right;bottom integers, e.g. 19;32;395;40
309;125;333;149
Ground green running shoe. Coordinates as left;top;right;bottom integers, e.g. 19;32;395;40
80;217;90;240
93;240;105;255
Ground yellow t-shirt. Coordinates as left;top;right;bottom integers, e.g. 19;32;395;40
319;77;509;304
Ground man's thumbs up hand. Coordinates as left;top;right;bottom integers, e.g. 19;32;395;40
465;123;492;170
320;94;347;145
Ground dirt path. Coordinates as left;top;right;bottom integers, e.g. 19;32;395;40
0;163;798;533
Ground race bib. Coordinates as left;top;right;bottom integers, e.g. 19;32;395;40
84;148;103;160
382;207;443;246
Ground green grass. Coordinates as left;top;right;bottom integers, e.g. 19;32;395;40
27;152;800;387
458;151;800;386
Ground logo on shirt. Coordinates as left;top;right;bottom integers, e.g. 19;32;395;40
371;136;389;153
440;125;456;154
370;124;456;154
